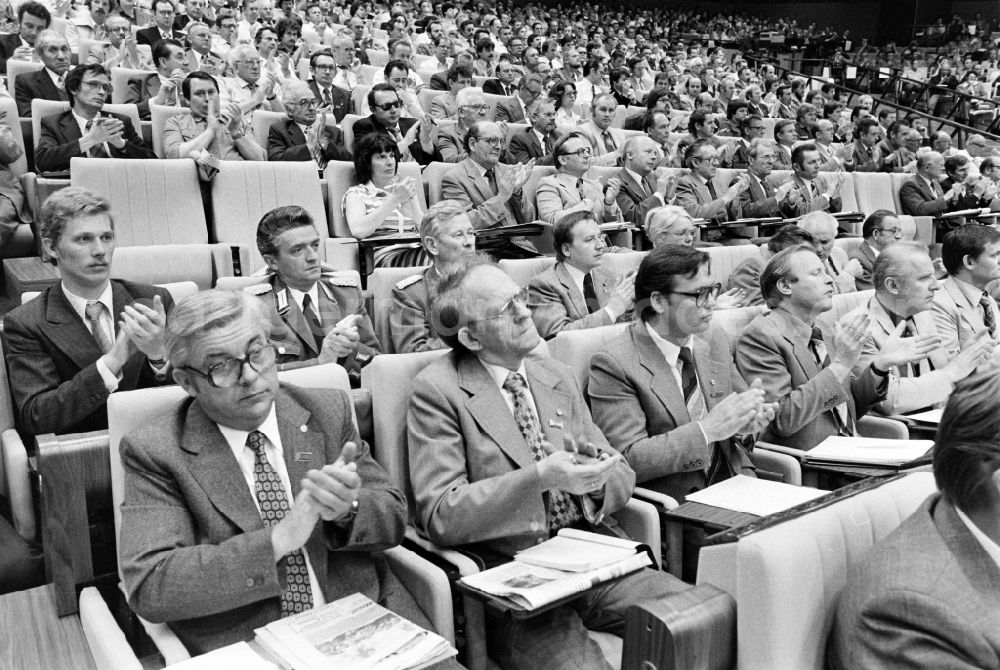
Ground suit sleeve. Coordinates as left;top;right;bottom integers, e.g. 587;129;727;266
534;178;576;224
494;102;512;124
440;171;510;230
162;115;188;160
527;275;612;339
389;285;443;353
320;127;351;162
34;118;83;173
900;181;947;216
14;77;32;117
617;188;662;227
267;125;310;161
674;177;728;219
588;350;711;483
123;78;151;119
429;97;447;121
111;116;155;159
931;298;963;358
726;260;763;306
437;131;464;163
504;133;532;165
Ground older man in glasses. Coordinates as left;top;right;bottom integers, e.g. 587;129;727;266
267;80;350;165
118;289;462;663
219;44;284;120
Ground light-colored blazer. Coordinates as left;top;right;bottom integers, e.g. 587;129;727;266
390;268;446;354
577;121;626;167
847;295;952;415
407;352;635;558
825;246;858;295
932;276;1000;358
440;157;535;230
119;386;406;655
588;322;755;502
674;172;729;221
827;494;1000;670
429;92;457;121
435;123;469;163
735;307;886;450
535;172;622;224
527;261;614;339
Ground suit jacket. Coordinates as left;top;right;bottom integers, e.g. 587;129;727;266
774;143;793;169
440;157;535;230
135;25;185;48
428;92;457;121
350;114;439;166
389;268;446;354
307;80;350;123
266;118;350;163
249;272;381;381
0;125;29;225
119;385;407;655
577;122;626;167
482;79;516;97
942;176;985;211
726;256;765;306
15;68;65;117
505;127;557;165
429;71;448;91
675;173;729;221
434;123;468;163
124;73;174;120
616;168;662;227
527;261;614;339
494;97;528;124
899;174;949;216
825;246;858;295
734;307;887;450
783;173;843;216
848;139;882;173
722;139;751;169
847;296;952;415
536;172;621;225
589;322;755;502
1;280;172;437
827;494;1000;670
932;276;1000;358
407;351;636;559
731;171;794;220
0;33;23;74
850;240;878;291
35;110;155;173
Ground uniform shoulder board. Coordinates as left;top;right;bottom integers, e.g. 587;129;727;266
244;283;273;295
395;274;424;290
326;275;359;288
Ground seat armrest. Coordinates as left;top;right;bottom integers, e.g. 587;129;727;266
752;445;802;486
614;497;661;569
858;415;908;440
754;441;804;459
632;486;679;512
79;587;143;670
403;526;482;577
384;545;455;644
116;583;190;665
2;428;35;541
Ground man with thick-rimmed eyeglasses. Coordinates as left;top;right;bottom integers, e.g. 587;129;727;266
306;50;350;122
35;63;154;172
537;130;623;225
352;83;440;165
495;71;541;124
506;96;559;165
851;209;905;291
268;79;349;164
220;44;284;120
118;289;461;663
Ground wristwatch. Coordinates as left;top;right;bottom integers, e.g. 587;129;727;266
869;361;890;377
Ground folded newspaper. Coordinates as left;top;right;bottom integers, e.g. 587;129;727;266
255;593;457;670
459;530;653;611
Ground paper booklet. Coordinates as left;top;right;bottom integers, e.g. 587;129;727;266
459;530;653;611
254;593;457;670
905;409;943;425
804;436;934;468
685;475;827;517
169;642;277;669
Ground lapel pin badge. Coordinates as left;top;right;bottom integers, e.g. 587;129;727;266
548;419;564;429
294;452;313;462
299;424;308;433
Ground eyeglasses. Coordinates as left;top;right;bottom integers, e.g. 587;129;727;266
183;344;277;388
663;283;722;308
462;103;489;111
696;156;721;166
313;63;336;71
373;100;403;111
567;146;593;157
877;226;902;235
234;59;261;68
80;80;113;93
478;286;530;321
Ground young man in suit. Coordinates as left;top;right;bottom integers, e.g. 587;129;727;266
720;114;764;169
2;187;172;439
428;63;472;121
407;258;690;670
782;144;845;218
14;29;70;117
119;289;459;662
267;80;350;165
527;211;635;339
247;206;381;386
851;210;904;291
828;371;1000;669
482;58;517;96
123;38;187;119
505;97;559;165
307;50;351;123
735;245;930;451
0;0;50;75
135;0;185;47
616;135;675;227
351;84;440;165
933;224;1000;358
34;63;155;173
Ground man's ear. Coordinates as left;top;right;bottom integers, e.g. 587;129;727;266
172;367;198;397
456;325;482;353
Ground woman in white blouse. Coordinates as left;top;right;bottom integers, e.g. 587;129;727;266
550;81;582;130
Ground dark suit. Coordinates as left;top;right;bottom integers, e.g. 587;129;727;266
15;68;66;117
307;80;350;123
429;70;448;91
899;174;949;217
722;139;751;169
527;261;614;339
494;97;528;124
119;385;428;655
0;33;24;75
735;307;887;451
440;157;535;230
481;78;515;97
731;172;795;220
589;322;756;501
2;280;173;438
266;118;350;163
34;110;155;173
123;73;175;120
505;127;557;165
827;494;1000;670
616;168;662;227
350;114;440;166
850;240;878;291
135;26;185;48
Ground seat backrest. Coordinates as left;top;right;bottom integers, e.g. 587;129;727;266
837;172;859;213
340;113;364;154
709;305;768;342
325;160;426;238
422;161;453;205
498;257;555;287
366;49;388;68
597;250;646;285
8;59;43;102
359;351;448;513
417;88;445;114
548;322;631;392
851;172;895;214
32;99;71;154
358;64;380;85
368;265;429;353
149;103;191;159
817;288;874;334
704;245;762;286
481;92;511;121
833;237;864;258
522;165;558;210
703;472;937;670
0;97;27;176
250;109;287;153
351;84;371;116
70;157;208;245
110;67;151;104
210;162;327;273
889;172;911;213
111;243;237;289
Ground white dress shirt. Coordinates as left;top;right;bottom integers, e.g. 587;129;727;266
955;505;1000;571
61;282;119;390
563;261;615;320
642;320;710;443
287;284;322;324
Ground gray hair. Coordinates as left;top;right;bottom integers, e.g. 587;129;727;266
165;289;270;369
872;241;928;294
420;199;468;244
646;205;693;237
798;210;838;238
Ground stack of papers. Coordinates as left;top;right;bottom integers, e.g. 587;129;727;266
685;475;827;517
905;409;942;425
170;642;277;669
805;436;934;467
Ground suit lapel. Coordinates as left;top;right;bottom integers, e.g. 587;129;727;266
525;358;575;455
288;120;307;146
39;71;61;101
774;309;821;379
555;262;588;318
273;276;320;356
464;159;492;201
44;284;105;371
617;169;643;202
59;112;83;144
913;311;949;370
935;496;1000;599
459;355;537;470
632;323;689;425
691;336;727;411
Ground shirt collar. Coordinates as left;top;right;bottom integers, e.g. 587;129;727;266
61;281;113;323
624;167;646;186
955;505;1000;572
217;402;281;463
562;261;589;296
286;284;321;314
774;305;814;341
952;275;987;304
642;319;693;367
480;358;528;386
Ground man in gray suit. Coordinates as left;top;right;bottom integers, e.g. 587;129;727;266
494;72;541;124
735;245;931;450
845;242;992;415
505;97;560;165
729;139;800;220
827;370;1000;669
408;258;689;670
527;211;635;339
577;93;627;167
850;210;904;291
674;139;748;224
932;224;1000;358
123;38;187;119
615;135;676;227
119;289;457;661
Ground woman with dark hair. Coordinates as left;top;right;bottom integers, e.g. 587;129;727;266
342;132;425;266
550;80;582;130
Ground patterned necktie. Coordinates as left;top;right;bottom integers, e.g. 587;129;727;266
900;319;923;377
981;292;997;336
57;74;68;101
84;301;113;353
322;87;333;106
502;372;581;531
543;133;553;154
247;431;313;617
677;345;698;403
809;328;853;435
576;177;586;201
301;294;326;351
602;130;616;154
582;272;598;314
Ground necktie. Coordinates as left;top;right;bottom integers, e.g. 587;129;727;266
602;130;616;154
322;87;332;106
502;372;581;531
981;291;997;336
679;345;731;481
576;177;586;201
809;327;853;435
301;294;326;351
677;345;698;403
84;301;113;353
900;319;922;377
390;126;404;143
582;272;598;314
57;74;68;101
706;178;718;200
247;431;313;617
247;83;258;95
543;133;553;154
484;168;498;196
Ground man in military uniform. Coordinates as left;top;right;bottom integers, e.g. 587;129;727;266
390;200;476;353
248;206;381;384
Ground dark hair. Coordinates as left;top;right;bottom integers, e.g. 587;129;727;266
181;70;218;99
942;224;1000;275
309;49;334;67
446;63;472;84
548;80;576;106
887;119;909;138
687;109;711;136
152;37;183;69
759;244;816;309
474;37;494;54
552;131;588;169
645;86;671;111
934;371;1000;512
791;142;818;168
65;63;108;104
856;117;879;136
582;58;603;77
944;154;970;176
353;132;400;183
634;244;710;319
274;16;302;41
17;1;51;26
367;82;398;110
683;138;715;168
725;100;749;120
767;224;815;254
256;205;316;258
254;26;277;45
554;210;598;261
773;118;795;141
822;100;843;118
739;114;762;136
877;107;895;120
383;58;409;79
862;209;897;238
